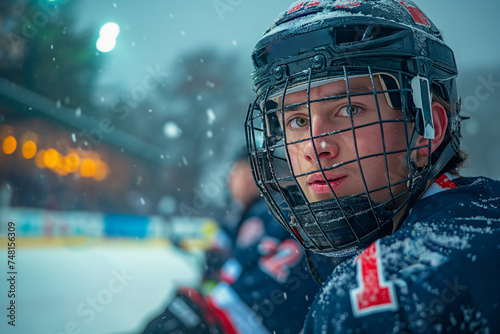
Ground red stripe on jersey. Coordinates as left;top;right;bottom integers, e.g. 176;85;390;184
436;173;458;190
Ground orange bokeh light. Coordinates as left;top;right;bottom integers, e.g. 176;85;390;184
43;148;61;169
93;160;109;181
64;153;81;173
2;136;17;154
79;158;97;177
35;150;46;168
22;140;37;159
0;128;109;182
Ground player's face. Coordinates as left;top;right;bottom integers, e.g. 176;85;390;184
275;75;410;205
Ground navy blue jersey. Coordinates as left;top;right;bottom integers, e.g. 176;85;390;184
303;175;500;333
209;198;320;334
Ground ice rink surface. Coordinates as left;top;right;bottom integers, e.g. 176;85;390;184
0;238;203;334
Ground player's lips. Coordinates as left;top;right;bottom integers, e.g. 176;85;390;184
306;173;346;194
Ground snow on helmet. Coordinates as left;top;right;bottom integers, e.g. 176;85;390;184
245;0;462;256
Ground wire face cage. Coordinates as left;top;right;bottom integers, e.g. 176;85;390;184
246;65;433;256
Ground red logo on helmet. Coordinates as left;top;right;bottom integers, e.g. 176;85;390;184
334;0;361;9
396;0;431;27
287;1;321;14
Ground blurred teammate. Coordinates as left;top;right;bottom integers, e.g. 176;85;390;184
200;148;263;286
142;148;320;333
245;0;500;332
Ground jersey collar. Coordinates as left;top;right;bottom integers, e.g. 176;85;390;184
420;172;458;200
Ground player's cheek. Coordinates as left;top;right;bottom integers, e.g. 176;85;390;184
287;143;302;171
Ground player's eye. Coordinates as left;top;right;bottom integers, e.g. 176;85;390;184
288;116;309;129
338;105;361;117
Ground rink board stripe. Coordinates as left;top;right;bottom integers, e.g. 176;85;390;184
0;237;173;248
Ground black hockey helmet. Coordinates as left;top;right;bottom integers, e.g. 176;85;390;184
245;0;462;256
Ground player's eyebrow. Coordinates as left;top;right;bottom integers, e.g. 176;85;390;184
279;84;373;112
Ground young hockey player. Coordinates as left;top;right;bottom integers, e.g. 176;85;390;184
245;0;500;332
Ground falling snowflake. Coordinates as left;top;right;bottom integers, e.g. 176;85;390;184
207;109;216;124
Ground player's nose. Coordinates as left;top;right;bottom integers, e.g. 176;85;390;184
303;118;339;164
